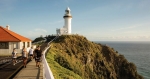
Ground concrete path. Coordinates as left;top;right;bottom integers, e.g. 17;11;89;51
14;60;43;79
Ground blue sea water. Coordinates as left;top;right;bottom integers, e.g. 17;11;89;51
95;41;150;79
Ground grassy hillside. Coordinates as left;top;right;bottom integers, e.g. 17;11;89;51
46;35;143;79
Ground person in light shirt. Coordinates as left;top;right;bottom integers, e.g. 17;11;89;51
22;47;28;68
12;48;17;65
29;47;34;61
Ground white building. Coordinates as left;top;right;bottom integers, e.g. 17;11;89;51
0;25;32;55
56;7;72;35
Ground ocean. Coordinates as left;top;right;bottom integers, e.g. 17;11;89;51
95;41;150;79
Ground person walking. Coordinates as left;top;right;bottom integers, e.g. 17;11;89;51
22;47;28;68
12;48;17;66
34;46;42;68
29;46;34;61
33;47;38;62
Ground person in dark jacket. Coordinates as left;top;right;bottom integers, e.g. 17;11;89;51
34;46;42;68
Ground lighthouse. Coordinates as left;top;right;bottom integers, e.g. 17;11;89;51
63;7;72;34
56;7;72;35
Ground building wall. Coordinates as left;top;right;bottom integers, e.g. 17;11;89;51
0;42;20;55
0;41;32;55
56;29;60;35
18;41;32;52
18;42;21;49
64;18;72;34
56;28;68;35
18;41;31;49
0;49;22;55
9;42;19;49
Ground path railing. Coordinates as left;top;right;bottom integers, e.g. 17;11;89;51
42;35;59;79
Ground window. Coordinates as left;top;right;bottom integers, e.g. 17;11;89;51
0;42;9;49
23;42;25;47
27;42;30;47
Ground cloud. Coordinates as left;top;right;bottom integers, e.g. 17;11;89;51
35;28;47;33
80;30;150;41
111;25;139;31
133;35;150;39
123;31;138;34
113;35;149;41
40;20;63;25
87;35;150;41
27;28;48;39
49;20;63;24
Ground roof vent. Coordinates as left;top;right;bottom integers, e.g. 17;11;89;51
6;25;10;30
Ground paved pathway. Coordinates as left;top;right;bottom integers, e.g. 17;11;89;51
14;60;43;79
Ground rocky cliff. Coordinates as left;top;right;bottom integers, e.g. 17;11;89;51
46;35;143;79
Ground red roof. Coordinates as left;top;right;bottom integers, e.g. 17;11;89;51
0;26;31;42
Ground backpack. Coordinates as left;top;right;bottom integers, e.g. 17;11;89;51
35;50;42;57
12;52;16;57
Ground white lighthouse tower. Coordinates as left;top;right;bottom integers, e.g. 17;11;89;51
56;7;72;35
63;7;72;34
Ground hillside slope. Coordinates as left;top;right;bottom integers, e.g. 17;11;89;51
46;35;143;79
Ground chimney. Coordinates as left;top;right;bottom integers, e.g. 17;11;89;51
6;25;10;30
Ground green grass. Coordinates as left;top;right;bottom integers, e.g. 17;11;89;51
45;35;143;79
46;49;82;79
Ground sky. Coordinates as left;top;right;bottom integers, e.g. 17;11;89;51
0;0;150;41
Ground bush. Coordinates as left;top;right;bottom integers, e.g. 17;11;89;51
55;55;73;71
46;35;143;79
32;37;45;43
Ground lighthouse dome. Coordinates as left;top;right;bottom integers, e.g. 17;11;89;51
66;7;70;11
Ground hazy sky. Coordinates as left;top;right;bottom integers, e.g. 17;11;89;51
0;0;150;41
